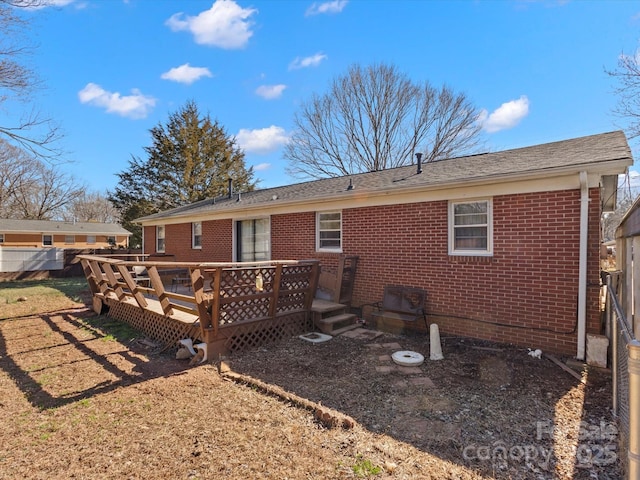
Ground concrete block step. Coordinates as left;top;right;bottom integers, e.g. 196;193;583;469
317;312;356;325
330;324;360;336
316;313;357;334
312;299;348;314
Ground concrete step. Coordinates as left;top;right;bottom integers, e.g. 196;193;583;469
312;298;348;315
330;323;360;336
316;312;357;334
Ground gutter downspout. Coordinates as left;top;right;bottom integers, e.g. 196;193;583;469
577;171;589;360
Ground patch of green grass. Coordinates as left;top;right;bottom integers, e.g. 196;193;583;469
82;316;140;343
352;455;382;477
76;398;91;407
0;277;87;304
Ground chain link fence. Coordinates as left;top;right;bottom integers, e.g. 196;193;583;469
606;273;640;479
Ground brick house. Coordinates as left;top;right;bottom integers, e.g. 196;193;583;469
136;131;633;357
0;219;131;249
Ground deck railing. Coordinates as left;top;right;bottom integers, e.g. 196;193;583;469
78;255;320;354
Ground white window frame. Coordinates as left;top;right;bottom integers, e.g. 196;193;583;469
156;225;165;253
316;211;342;252
192;222;202;249
42;234;53;247
448;199;493;256
86;235;96;245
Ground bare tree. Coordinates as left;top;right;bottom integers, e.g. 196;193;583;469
608;45;640;140
284;63;483;179
0;0;63;161
8;158;84;219
62;191;120;223
0;139;39;217
603;191;636;242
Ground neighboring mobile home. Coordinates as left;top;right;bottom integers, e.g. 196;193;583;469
0;219;131;249
136;131;633;357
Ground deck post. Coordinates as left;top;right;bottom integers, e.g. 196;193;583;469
269;264;283;318
190;267;216;346
306;261;320;311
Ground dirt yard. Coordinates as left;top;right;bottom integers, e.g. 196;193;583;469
0;279;620;479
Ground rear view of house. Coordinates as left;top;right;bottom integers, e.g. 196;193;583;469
136;131;633;358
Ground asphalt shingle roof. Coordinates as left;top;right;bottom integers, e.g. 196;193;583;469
137;130;633;223
0;219;131;236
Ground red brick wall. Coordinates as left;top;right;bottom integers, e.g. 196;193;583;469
142;187;602;355
144;219;233;262
345;188;601;355
270;212;341;269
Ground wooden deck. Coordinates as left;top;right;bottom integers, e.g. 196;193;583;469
79;255;320;356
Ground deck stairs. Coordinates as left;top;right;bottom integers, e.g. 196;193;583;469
311;298;358;335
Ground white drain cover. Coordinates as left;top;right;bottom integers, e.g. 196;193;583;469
299;332;332;344
392;350;425;366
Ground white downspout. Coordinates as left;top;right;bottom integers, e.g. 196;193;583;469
577;171;589;360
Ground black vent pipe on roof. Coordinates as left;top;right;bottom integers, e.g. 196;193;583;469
415;153;423;174
227;178;232;199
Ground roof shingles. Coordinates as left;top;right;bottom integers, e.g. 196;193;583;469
137;131;632;223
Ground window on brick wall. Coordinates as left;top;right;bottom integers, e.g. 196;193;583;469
235;218;270;262
43;234;53;246
87;235;96;244
449;199;492;256
156;225;165;253
0;233;4;243
317;211;342;252
65;235;75;244
192;222;202;249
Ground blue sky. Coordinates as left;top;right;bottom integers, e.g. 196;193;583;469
12;0;640;193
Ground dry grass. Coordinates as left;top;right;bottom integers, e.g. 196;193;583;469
0;278;620;479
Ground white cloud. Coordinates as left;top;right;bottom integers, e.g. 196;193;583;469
161;63;213;85
255;84;286;100
288;53;327;70
236;126;288;154
479;95;530;133
254;162;271;171
78;83;156;119
305;0;348;16
165;0;257;49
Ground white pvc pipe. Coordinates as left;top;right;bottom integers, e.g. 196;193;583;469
577;171;588;360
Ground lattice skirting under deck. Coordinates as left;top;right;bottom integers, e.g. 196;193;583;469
106;300;201;349
222;311;312;353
